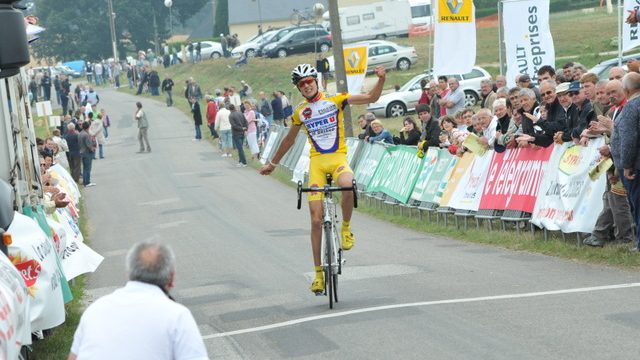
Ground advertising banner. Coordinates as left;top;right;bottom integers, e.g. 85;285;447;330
367;146;424;203
292;142;311;184
531;139;607;233
439;152;475;207
503;0;555;86
410;148;440;201
260;129;282;165
354;143;388;189
448;151;494;211
623;0;640;52
343;45;369;94
480;146;554;212
420;149;455;203
0;253;31;358
7;212;65;332
433;0;476;75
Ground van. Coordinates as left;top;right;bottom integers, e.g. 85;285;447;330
322;0;412;42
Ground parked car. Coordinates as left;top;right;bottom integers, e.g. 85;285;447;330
256;24;326;57
179;41;223;60
262;27;331;58
32;65;81;78
588;53;640;80
231;29;279;58
326;40;417;73
366;66;491;117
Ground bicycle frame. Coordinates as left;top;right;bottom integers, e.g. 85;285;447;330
297;176;358;308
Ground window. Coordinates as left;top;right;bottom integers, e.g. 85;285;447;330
200;43;211;49
368;47;378;57
363;13;375;21
376;46;396;55
347;15;360;26
411;5;431;18
463;69;485;79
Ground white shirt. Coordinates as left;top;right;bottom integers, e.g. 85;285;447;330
215;108;232;131
229;93;241;107
70;281;208;360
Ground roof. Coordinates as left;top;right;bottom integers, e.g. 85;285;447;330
229;0;328;25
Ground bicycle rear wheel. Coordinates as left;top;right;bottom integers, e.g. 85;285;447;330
323;222;334;309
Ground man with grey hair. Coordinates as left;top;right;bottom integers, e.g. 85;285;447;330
480;79;497;111
439;77;465;115
68;242;209;359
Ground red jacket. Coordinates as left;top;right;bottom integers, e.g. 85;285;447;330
206;101;218;125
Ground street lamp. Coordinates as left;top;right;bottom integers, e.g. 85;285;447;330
164;0;173;36
107;0;117;61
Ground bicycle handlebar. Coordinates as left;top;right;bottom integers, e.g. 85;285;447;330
297;180;358;209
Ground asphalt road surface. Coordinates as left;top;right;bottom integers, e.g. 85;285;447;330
82;87;640;359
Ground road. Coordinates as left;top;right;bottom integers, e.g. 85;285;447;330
82;87;640;359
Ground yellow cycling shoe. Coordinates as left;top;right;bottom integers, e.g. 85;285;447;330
310;275;324;294
341;227;355;250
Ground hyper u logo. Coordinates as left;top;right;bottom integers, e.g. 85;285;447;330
439;0;472;23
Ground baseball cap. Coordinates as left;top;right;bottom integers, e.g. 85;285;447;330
555;82;571;94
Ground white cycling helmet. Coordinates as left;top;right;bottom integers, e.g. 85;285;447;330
291;64;318;85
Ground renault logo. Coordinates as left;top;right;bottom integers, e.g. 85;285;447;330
445;0;464;14
347;50;361;68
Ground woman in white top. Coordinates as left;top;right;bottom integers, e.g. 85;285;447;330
244;100;260;159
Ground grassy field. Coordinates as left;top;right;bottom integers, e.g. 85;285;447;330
121;8;625;136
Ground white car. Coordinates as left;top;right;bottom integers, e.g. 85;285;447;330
366;66;491;118
180;41;223;60
327;40;418;72
231;31;278;58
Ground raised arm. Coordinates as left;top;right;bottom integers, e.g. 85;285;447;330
348;66;386;105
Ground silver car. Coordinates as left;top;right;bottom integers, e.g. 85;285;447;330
179;41;223;60
328;40;418;72
366;66;491;118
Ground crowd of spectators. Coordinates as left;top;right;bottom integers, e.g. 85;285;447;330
355;61;640;252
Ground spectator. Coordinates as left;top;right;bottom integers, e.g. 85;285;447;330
417;104;440;150
195;41;201;62
148;70;160;96
161;76;174;107
190;97;203;141
100;109;111;139
439;116;456;148
580;73;600;116
68;242;209;360
186;78;203;102
572;63;588;81
215;102;233;157
552;82;581;144
280;90;292;126
187;42;194;63
205;95;219;138
610;73;640;251
228;87;242;108
239;80;252;98
134;102;151;153
418;79;430;105
258;91;273;124
53;74;61;105
609;66;626;81
537;65;556;84
89;115;106;159
366;120;393;144
229;104;248;167
244;100;260;160
357;113;376;140
594;79;611;116
495;75;507;90
517;74;541;102
480;79;497;111
394;117;421;146
79;121;96;187
572;81;596;137
562;62;575;80
271;91;284;127
477;108;497;150
41;71;52;101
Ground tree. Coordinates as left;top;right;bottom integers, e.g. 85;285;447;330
213;0;229;37
32;0;207;62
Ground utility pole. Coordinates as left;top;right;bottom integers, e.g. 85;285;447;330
327;0;353;137
107;0;118;61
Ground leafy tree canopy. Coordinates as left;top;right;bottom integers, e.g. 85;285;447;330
32;0;207;62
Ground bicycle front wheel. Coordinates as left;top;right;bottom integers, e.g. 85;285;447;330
323;221;334;309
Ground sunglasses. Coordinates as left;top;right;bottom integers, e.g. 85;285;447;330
542;91;554;96
297;78;315;88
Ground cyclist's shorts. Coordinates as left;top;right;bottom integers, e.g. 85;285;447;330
307;153;353;201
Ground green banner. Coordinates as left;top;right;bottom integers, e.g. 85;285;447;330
420;149;455;203
410;148;440;201
354;143;388;189
367;146;424;203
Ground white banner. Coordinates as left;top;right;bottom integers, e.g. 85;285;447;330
531;139;607;233
343;45;369;94
260;129;282;165
503;0;555;86
433;0;476;75
0;253;31;358
7;212;65;332
448;151;493;211
292;142;311;184
623;0;640;52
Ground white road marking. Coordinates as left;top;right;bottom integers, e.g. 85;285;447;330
155;220;188;229
202;282;640;340
101;249;128;257
138;197;180;206
304;264;422;282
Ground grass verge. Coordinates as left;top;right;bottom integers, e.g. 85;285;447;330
30;199;88;359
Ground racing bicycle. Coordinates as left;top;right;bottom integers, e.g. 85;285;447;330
297;175;358;309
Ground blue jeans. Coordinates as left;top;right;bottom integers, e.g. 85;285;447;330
220;130;232;149
195;125;202;139
82;152;94;185
232;134;247;164
151;87;160;96
103;126;109;138
98;144;104;159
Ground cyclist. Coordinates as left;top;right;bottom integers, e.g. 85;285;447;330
259;63;386;294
